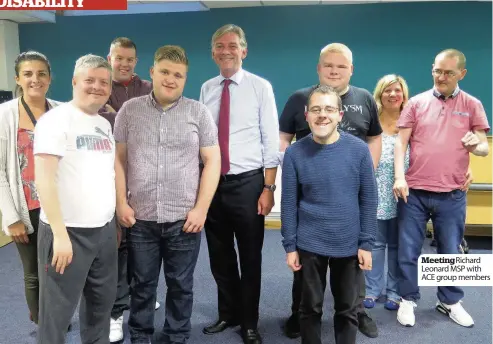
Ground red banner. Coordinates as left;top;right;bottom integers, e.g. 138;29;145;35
0;0;127;10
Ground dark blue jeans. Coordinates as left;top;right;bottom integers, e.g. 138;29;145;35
127;219;201;344
397;188;466;305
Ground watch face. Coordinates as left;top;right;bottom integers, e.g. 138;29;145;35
265;184;276;192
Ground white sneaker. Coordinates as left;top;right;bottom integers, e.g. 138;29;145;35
155;301;160;310
109;316;124;343
397;299;416;327
436;300;474;327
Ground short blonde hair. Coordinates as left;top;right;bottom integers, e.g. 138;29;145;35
373;74;410;115
154;45;188;66
320;43;353;64
211;24;247;49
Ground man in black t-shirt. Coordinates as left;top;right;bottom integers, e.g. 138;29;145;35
279;43;382;340
280;85;381;142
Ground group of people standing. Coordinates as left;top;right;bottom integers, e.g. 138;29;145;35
279;42;489;344
0;22;489;344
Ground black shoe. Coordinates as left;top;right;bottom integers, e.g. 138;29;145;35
358;312;378;338
202;319;239;335
241;329;262;344
283;313;300;338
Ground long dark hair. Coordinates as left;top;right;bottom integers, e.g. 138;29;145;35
14;51;51;97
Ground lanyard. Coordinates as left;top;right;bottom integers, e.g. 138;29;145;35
21;96;50;126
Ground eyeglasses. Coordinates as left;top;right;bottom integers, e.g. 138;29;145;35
308;106;340;115
432;69;457;77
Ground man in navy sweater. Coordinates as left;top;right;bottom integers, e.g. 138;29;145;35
279;42;381;339
281;85;377;344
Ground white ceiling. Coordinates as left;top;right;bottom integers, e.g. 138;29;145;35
0;1;489;22
128;0;489;6
129;0;489;6
0;10;56;23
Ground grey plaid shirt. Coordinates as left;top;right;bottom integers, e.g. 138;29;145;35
114;94;218;223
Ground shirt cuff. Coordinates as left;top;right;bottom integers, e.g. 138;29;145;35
397;123;413;129
278;152;285;167
264;161;280;169
284;243;297;253
33;148;65;157
472;125;490;133
5;213;21;230
358;241;372;252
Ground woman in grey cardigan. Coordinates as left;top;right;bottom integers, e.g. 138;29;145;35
0;51;60;324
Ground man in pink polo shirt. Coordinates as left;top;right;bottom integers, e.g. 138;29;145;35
394;49;489;328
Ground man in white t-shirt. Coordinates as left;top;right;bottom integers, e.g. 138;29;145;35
34;54;117;344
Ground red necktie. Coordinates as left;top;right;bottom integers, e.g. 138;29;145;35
218;79;232;175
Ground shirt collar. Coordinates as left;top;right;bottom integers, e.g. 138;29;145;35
220;68;244;85
120;76;133;87
113;74;137;88
149;91;182;111
433;86;460;100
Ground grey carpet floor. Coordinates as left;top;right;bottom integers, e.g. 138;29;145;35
0;230;491;344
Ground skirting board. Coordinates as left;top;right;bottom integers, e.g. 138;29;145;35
0;213;12;247
264;218;491;237
266;212;281;229
0;233;12;248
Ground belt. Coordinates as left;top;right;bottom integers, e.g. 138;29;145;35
220;168;263;182
412;188;459;195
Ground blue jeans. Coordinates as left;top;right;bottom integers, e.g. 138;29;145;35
365;218;400;302
397;189;466;304
127;219;201;344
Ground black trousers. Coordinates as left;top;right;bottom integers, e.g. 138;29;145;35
292;262;365;315
298;249;361;344
204;169;265;329
15;208;40;323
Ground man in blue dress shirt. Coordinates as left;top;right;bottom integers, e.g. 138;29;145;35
200;24;280;344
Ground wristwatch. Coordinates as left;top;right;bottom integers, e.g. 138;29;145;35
264;184;277;192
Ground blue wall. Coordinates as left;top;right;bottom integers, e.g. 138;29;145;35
19;2;492;123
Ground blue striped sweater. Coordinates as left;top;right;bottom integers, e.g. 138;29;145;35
281;132;377;257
